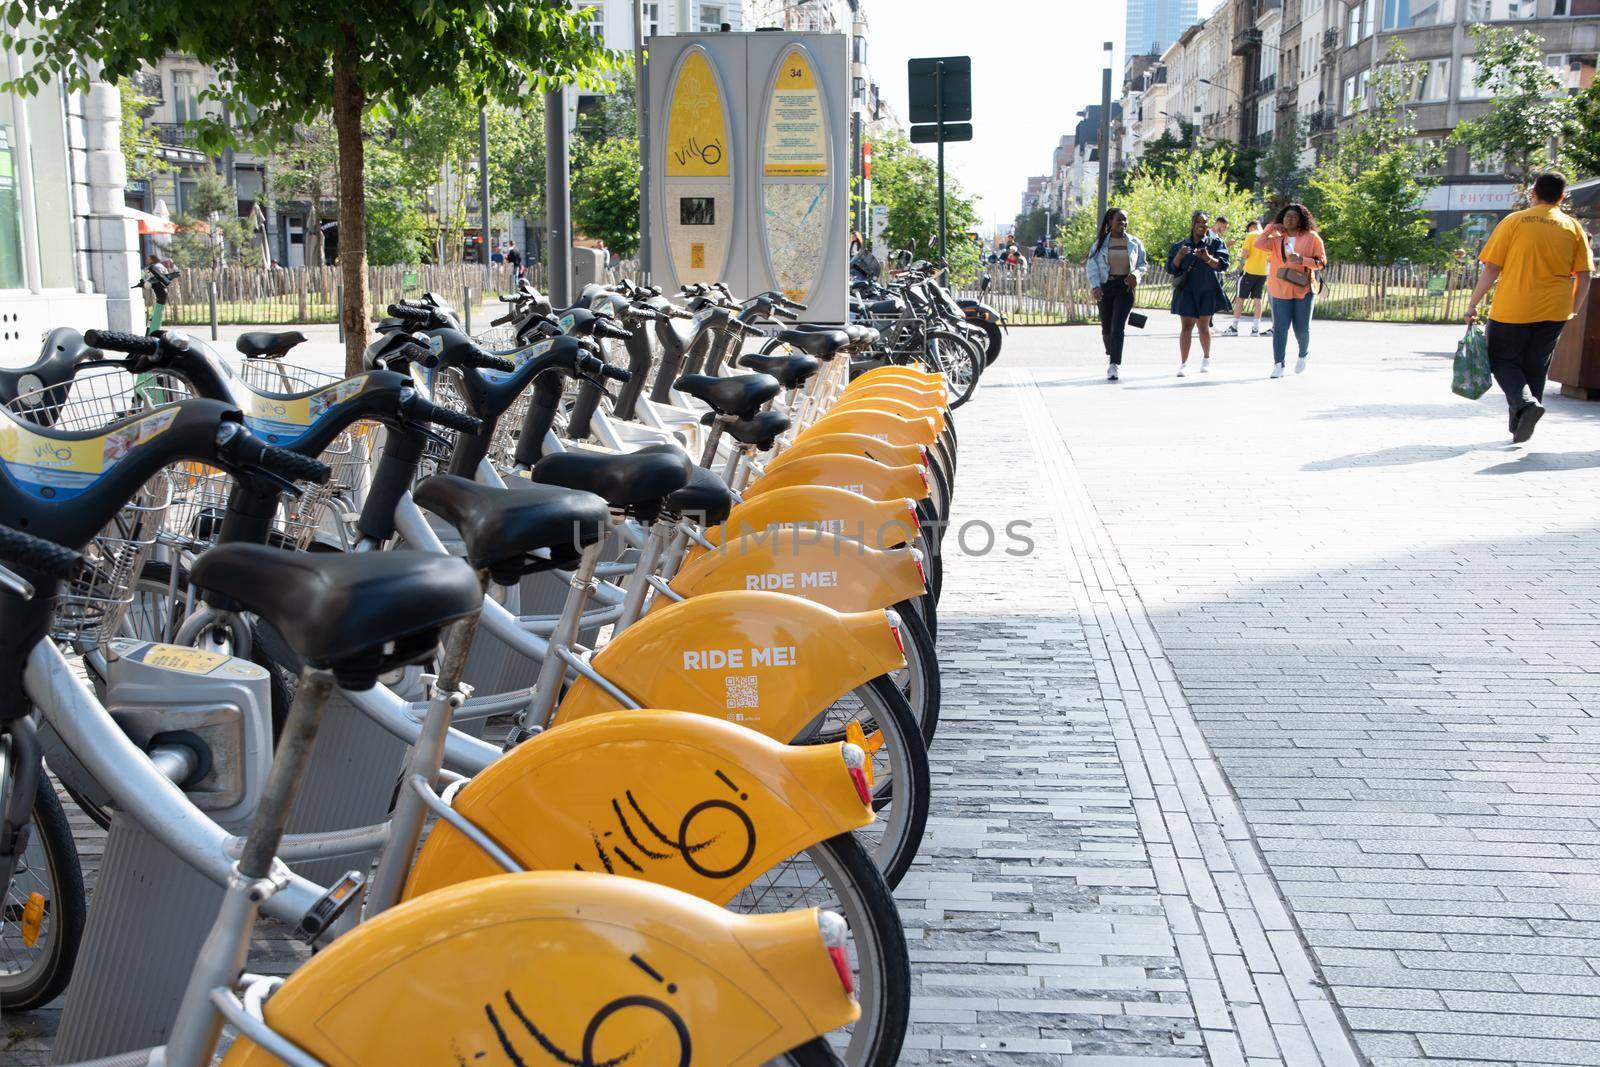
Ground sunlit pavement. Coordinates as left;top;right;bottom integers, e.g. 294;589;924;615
981;318;1600;1065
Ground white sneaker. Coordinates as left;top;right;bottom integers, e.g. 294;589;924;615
1294;356;1307;375
1201;357;1211;373
1221;324;1238;336
1260;326;1274;337
1250;326;1260;336
1107;363;1119;381
1269;363;1285;379
1177;363;1187;377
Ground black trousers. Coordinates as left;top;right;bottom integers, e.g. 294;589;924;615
1487;319;1566;411
1099;278;1135;364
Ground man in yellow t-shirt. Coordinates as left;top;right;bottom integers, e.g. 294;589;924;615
1222;219;1272;336
1467;172;1595;442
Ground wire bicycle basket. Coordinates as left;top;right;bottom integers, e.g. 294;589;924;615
3;365;186;648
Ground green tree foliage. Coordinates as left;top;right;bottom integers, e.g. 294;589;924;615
869;133;980;279
571;137;641;259
118;77;170;186
1562;81;1600;180
1451;25;1571;189
265;117;339;267
1012;207;1049;249
1061;147;1258;263
1115;120;1201;193
486;98;547;225
363;138;429;265
1257;119;1308;211
1306;40;1449;267
1;0;619;372
169;169;262;267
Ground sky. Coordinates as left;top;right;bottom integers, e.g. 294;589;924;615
867;0;1224;235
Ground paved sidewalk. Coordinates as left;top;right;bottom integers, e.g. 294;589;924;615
1014;317;1600;1066
901;365;1357;1064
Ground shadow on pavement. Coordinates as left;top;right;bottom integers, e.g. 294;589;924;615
1309;403;1491;422
1477;450;1600;474
1303;441;1512;470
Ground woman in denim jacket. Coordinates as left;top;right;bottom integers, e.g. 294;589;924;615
1086;207;1148;381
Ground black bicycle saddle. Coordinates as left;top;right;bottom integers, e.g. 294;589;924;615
189;544;481;689
774;329;852;361
414;474;609;582
738;351;821;389
529;448;693;522
235;331;308;360
674;373;781;420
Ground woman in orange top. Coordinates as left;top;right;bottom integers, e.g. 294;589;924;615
1256;203;1327;378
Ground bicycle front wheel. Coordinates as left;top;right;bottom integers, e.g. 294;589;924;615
926;329;982;410
734;834;909;1067
0;777;86;1012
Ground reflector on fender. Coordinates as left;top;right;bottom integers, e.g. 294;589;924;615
909;546;928;591
904;499;920;532
841;741;874;804
884;608;906;655
818;910;855;996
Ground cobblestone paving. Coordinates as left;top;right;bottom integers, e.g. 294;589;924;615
901;367;1356;1064
1016;318;1600;1066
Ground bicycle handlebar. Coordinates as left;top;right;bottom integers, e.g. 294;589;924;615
215;422;332;487
83;330;160;356
467;347;516;373
0;525;82;579
400;389;484;436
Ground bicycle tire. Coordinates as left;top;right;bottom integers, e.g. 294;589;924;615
927;329;982;410
795;675;929;888
979;319;1003;366
732;834;909;1066
0;776;87;1012
892;599;940;746
777;1038;847;1066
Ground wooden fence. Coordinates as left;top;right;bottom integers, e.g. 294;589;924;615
954;259;1483;326
160;262;551;327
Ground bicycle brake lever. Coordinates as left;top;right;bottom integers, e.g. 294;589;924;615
409;422;456;450
253;468;305;499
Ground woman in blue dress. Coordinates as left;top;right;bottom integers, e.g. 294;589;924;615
1168;211;1231;376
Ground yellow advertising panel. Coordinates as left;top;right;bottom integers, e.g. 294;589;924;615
664;51;729;179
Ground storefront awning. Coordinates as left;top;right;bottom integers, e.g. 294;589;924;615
126;207;177;235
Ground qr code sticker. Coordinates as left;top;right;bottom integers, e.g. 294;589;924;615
725;674;760;710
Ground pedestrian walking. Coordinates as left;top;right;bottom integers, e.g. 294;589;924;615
1222;220;1271;336
1086;207;1148;382
1168;211;1230;376
1257;203;1326;378
505;240;524;281
1466;172;1595;443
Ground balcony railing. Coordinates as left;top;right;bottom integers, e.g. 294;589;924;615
1254;74;1278;96
1307;108;1336;132
153;122;199;146
1233;27;1263;56
1322;27;1340;51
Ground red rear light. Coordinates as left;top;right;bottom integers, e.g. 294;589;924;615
818;911;855;995
841;741;874;805
905;499;920;532
915;464;931;493
909;548;928;590
884;609;906;655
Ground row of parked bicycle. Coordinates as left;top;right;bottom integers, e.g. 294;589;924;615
0;269;989;1066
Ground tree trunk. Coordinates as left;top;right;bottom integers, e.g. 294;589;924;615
333;26;369;376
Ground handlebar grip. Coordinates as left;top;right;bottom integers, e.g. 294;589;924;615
781;297;809;311
84;330;159;356
468;348;516;373
601;363;631;383
259;446;333;486
386;304;432;324
403;391;484;436
490;313;514;327
596;322;633;340
0;525;82;579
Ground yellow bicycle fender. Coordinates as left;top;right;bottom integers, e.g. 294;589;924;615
669;530;927;612
829;394;946;435
404;710;872;904
555;591;905;742
768;432;926;474
800;408;938;449
220;872;857;1067
693;485;920;556
843;375;949;404
744;453;930;504
852;365;947;397
838;382;947;419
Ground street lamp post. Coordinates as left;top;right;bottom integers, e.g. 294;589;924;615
1097;41;1112;224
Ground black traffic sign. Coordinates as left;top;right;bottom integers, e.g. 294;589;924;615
911;123;972;144
908;56;971;124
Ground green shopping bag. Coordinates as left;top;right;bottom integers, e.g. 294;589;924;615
1452;323;1491;400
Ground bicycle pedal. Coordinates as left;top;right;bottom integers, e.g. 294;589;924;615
294;870;365;943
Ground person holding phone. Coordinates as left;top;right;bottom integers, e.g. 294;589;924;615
1168;211;1230;376
1258;203;1326;378
1087;207;1148;381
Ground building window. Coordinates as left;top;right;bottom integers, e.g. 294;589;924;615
698;3;724;31
172;70;201;125
1469;150;1505;176
0;121;24;290
1548;53;1598;92
1383;0;1454;27
1465;0;1534;17
1342;70;1370;115
643;1;661;36
1555;0;1600;13
1347;0;1374;44
1411;57;1450;101
1413;137;1446;175
1459;57;1493;99
576;4;601;37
